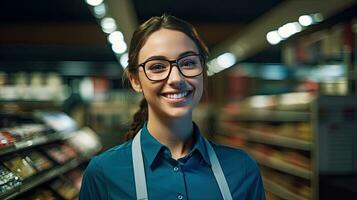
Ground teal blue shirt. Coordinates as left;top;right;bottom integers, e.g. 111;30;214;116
79;122;265;200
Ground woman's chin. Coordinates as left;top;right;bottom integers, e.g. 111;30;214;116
160;105;193;120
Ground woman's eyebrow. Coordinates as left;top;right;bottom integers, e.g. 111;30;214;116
178;51;198;57
145;51;198;61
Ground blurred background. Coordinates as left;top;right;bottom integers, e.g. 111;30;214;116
0;0;357;199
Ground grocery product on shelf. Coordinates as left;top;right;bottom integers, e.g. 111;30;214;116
0;111;102;200
261;166;312;199
18;189;58;200
3;124;52;141
217;92;315;200
0;165;22;196
41;143;78;164
65;168;84;190
50;177;79;200
217;93;357;199
3;155;37;179
66;127;102;157
0;131;16;148
23;151;54;172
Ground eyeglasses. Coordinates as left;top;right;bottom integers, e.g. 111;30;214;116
138;53;204;81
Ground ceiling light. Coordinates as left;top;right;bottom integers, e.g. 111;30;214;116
299;15;313;26
93;3;106;18
278;24;291;38
101;17;117;33
108;31;124;44
312;13;323;23
278;22;301;39
217;53;236;69
112;41;127;54
120;53;129;69
85;0;104;7
266;30;281;45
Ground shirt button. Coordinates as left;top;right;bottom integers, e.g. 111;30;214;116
177;194;184;200
173;166;179;172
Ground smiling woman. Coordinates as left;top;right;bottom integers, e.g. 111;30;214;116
79;14;266;200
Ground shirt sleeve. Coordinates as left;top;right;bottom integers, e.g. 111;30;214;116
245;155;266;200
79;157;108;200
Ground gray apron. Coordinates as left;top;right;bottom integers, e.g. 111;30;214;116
132;129;233;200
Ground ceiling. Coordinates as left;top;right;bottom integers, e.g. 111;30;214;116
0;0;283;62
134;0;282;23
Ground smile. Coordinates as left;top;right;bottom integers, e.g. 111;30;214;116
161;90;192;101
165;91;189;99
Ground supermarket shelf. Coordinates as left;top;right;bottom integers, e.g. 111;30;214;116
225;110;310;122
214;135;311;179
251;150;312;180
1;156;89;200
0;100;63;109
0;100;63;104
0;132;76;156
264;179;308;200
234;127;311;151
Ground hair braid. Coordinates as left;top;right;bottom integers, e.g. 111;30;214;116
125;98;148;140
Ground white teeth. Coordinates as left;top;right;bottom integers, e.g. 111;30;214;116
165;91;189;99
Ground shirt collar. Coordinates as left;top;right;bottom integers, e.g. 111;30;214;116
140;122;211;169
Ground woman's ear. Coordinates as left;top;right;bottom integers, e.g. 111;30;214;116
128;72;142;93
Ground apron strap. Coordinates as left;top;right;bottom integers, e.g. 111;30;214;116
132;130;233;200
204;138;233;200
132;130;148;200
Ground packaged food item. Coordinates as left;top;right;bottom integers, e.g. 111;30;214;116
66;127;101;156
17;189;57;200
43;145;67;164
23;151;54;172
0;131;16;147
65;168;84;190
0;165;22;196
261;166;312;199
42;143;77;164
4;124;48;141
34;111;78;133
60;143;77;159
50;178;79;200
3;155;37;179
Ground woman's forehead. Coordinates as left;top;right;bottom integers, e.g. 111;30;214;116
138;29;199;62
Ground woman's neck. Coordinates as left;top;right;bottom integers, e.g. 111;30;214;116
147;112;194;160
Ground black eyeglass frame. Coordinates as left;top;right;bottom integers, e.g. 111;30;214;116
137;53;205;81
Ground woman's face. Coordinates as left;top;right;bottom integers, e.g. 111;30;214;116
130;28;203;120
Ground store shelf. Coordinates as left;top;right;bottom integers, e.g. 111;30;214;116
232;127;311;151
0;100;63;108
0;132;75;156
250;150;311;180
1;156;89;200
225;110;310;122
263;179;308;200
214;135;311;179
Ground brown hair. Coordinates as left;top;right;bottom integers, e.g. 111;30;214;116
124;14;209;140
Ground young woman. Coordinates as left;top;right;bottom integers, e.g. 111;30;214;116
79;14;265;200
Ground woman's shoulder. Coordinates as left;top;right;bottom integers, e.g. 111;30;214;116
88;139;134;170
80;140;136;200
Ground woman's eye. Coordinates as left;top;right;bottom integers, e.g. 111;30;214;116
148;63;167;71
181;60;197;67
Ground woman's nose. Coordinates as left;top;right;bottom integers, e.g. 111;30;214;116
167;65;185;85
